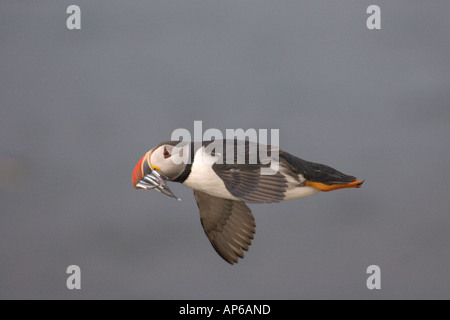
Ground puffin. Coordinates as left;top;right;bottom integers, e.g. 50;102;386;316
132;140;363;264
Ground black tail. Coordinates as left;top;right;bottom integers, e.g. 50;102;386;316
280;151;357;184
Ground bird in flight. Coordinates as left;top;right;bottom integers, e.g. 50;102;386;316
132;140;363;264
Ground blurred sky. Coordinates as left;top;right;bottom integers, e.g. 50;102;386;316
0;1;449;299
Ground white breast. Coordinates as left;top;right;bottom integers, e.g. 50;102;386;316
283;186;320;200
183;147;239;200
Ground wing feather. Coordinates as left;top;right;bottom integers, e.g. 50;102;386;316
211;141;288;203
194;190;256;264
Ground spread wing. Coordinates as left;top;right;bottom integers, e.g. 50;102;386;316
194;190;256;264
211;140;288;203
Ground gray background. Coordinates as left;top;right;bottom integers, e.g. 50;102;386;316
1;1;449;299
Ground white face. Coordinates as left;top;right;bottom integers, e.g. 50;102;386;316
149;144;186;180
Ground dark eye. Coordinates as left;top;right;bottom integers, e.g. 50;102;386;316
163;147;171;159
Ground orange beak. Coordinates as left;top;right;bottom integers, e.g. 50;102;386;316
305;179;364;192
132;155;145;189
132;151;181;200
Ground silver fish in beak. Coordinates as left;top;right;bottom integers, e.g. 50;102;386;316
135;169;181;201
